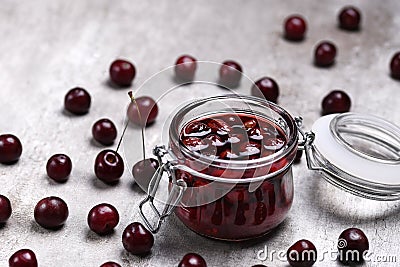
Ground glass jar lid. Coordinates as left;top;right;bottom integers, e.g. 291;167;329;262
304;112;400;200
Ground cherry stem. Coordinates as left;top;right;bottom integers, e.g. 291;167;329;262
123;91;146;161
115;91;146;161
115;115;129;155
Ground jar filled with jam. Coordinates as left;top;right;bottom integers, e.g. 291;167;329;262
140;94;298;240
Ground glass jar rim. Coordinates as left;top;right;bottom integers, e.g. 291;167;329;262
168;94;299;170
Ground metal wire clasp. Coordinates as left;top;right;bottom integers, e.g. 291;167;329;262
295;117;315;150
295;116;319;171
138;145;187;234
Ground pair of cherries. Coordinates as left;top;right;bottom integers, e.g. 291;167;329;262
175;55;243;89
251;228;369;267
285;228;369;267
8;249;122;267
284;6;362;42
4;196;118;234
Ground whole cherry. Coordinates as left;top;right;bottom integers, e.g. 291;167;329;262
64;87;91;115
94;150;124;184
9;249;38;267
100;262;121;267
175;55;197;82
46;154;72;183
0;134;22;164
338;228;369;263
284;15;307;41
34;196;69;229
92;118;118;146
127;96;159;127
390;52;400;80
294;150;303;164
178;253;207;267
132;158;159;191
219;60;243;88
338;6;362;31
251;77;280;103
314;41;337;67
321;90;351;115
0;195;12;223
287;239;317;267
109;59;136;87
88;203;119;235
122;222;154;255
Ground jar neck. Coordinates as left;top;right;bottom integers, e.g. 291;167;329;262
168;94;299;171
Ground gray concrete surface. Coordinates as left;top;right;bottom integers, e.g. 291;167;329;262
0;0;399;266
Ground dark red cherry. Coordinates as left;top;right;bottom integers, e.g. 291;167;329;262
109;59;136;87
92;118;118;146
122;222;154;255
46;154;72;183
338;228;369;263
94;150;124;184
314;41;337;67
9;249;38;267
390;52;400;80
175;55;197;82
87;203;119;235
219;149;239;160
178;253;207;267
184;121;211;137
263;136;286;151
0;195;12;223
251;77;280;103
199;141;218;158
219;60;243;88
321;90;351;115
294;150;303;163
64;87;91;115
207;119;232;136
284;15;307;41
132;158;159;190
244;118;258;129
205;134;225;147
182;137;209;151
100;262;121;267
287;239;317;267
0;134;22;164
227;131;246;145
248;127;263;141
127;96;158;127
339;6;361;31
239;141;261;158
34;196;69;229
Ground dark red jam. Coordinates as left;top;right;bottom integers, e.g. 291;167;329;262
180;113;287;160
173;113;295;240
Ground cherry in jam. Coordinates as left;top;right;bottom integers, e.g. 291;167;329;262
174;113;295;240
179;113;287;160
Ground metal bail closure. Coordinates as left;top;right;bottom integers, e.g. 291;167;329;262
296;113;400;201
138;145;187;234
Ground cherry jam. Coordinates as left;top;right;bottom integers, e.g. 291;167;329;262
172;112;295;240
180;113;287;160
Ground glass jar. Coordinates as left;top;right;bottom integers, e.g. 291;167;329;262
140;94;298;241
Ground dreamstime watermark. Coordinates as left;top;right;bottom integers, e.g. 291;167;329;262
256;239;397;264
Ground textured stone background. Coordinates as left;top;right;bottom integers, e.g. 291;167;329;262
0;0;399;266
